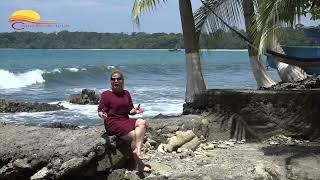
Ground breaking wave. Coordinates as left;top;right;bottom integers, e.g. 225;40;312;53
0;65;116;89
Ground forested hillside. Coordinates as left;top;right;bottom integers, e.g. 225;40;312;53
0;28;318;49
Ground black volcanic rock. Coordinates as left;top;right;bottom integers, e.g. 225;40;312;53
0;99;66;113
261;76;320;90
69;89;99;105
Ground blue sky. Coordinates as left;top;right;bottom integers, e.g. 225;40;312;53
0;0;318;33
0;0;202;33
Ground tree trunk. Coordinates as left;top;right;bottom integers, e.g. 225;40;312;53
179;0;206;103
271;39;307;82
242;0;276;88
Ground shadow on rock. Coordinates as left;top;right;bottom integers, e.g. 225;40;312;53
262;144;320;179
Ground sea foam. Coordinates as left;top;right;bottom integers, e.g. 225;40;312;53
0;69;45;89
65;68;79;72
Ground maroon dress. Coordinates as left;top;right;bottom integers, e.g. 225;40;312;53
98;90;137;137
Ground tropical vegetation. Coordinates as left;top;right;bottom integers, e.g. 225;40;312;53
0;28;317;49
131;0;320;98
195;0;320;86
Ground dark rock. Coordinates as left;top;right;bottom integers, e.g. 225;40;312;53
146;127;167;147
182;103;194;115
43;122;80;129
191;119;210;140
0;125;132;179
262;76;320;90
152;114;180;119
69;89;99;105
107;169;126;180
0;99;66;113
183;89;320;142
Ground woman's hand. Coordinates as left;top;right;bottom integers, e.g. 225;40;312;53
98;111;107;119
135;108;144;114
130;105;144;115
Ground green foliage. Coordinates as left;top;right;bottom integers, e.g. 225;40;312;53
199;29;247;49
132;0;167;25
278;27;320;46
300;0;320;20
0;29;317;49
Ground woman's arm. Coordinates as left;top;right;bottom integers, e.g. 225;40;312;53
98;92;108;119
127;91;143;115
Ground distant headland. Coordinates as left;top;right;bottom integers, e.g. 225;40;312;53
0;27;318;49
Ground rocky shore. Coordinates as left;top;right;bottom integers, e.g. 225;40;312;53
0;88;98;113
0;99;65;113
1;82;320;179
1;114;319;180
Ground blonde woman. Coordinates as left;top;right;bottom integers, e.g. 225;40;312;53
98;69;151;172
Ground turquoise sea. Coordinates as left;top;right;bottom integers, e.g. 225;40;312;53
0;49;279;126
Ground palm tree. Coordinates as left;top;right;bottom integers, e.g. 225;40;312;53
195;0;275;88
132;0;206;103
195;0;317;86
242;0;276;87
256;0;320;53
255;0;320;81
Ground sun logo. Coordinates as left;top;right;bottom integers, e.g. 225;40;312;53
9;10;66;30
9;10;41;24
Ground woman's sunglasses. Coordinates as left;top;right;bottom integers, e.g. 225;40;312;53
111;77;122;81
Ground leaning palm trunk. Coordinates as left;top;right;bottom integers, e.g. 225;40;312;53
243;0;275;88
271;39;307;82
179;0;206;103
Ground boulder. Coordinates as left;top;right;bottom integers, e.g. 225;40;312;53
69;89;99;105
0;124;132;179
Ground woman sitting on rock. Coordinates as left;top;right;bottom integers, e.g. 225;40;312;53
98;69;151;172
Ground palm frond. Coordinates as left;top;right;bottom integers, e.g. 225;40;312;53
254;0;309;55
194;0;244;34
132;0;167;26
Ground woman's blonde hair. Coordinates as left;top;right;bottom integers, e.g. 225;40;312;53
110;69;124;80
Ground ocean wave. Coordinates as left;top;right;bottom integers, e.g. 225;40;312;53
0;65;116;89
52;68;61;73
107;66;115;69
0;69;45;89
42;65;114;85
53;101;98;119
0;63;182;89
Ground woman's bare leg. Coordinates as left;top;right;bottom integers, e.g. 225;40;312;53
120;119;149;171
120;131;136;151
134;119;146;159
